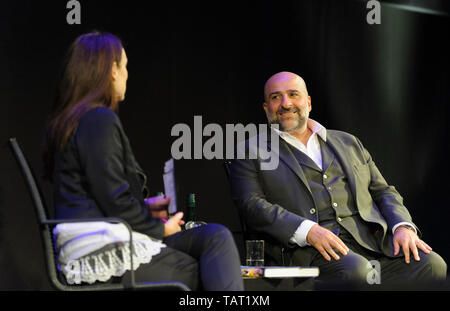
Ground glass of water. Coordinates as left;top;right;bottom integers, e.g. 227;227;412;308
245;240;264;266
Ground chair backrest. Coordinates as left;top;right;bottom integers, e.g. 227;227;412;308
7;137;65;289
7;137;189;291
8;138;49;222
223;161;249;241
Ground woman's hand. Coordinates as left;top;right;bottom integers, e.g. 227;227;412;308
145;195;170;220
163;212;185;237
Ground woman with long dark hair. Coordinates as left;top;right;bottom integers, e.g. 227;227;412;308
43;31;243;290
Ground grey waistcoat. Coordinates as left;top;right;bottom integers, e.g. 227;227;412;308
287;137;381;253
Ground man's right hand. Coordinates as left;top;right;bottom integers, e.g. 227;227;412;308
163;212;185;237
306;224;349;261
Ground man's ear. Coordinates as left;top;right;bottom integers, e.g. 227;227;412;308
307;96;312;112
263;101;268;113
111;61;118;81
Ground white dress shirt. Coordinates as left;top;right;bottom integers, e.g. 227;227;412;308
272;119;416;247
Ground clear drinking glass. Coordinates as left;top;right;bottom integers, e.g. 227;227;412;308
245;240;264;266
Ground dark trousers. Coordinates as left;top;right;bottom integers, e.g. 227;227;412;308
118;223;244;291
309;229;447;289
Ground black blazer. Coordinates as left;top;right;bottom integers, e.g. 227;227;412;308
52;107;165;239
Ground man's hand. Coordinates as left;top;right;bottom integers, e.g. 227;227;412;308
145;195;170;220
306;224;349;261
393;226;432;264
163;212;185;237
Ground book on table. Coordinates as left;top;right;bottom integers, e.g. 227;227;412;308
241;266;319;278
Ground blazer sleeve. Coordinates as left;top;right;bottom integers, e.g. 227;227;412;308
229;156;308;246
356;137;419;234
75;108;165;239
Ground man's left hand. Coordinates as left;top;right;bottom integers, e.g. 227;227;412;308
393;226;432;264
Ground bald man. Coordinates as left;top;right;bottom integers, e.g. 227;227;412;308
229;72;446;288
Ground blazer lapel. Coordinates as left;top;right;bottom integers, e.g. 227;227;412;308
265;129;313;195
325;134;358;201
264;129;358;201
289;145;322;172
318;137;335;172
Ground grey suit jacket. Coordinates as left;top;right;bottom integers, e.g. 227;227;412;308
229;128;417;264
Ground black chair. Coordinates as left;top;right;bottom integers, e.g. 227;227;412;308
7;137;190;291
223;160;318;290
223;161;249;242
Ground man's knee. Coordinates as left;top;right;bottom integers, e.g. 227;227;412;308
342;254;372;283
317;251;371;288
420;251;447;280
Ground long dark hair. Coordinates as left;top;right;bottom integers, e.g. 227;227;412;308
43;31;123;179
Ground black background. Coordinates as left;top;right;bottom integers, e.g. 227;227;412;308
1;0;449;289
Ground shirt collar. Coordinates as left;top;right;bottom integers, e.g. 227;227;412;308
271;118;327;141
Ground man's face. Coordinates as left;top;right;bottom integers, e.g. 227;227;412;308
263;72;311;133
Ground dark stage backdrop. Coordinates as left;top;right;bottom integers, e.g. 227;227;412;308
1;0;449;289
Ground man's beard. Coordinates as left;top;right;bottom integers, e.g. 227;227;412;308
268;107;308;132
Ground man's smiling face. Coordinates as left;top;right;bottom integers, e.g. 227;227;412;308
263;72;311;133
